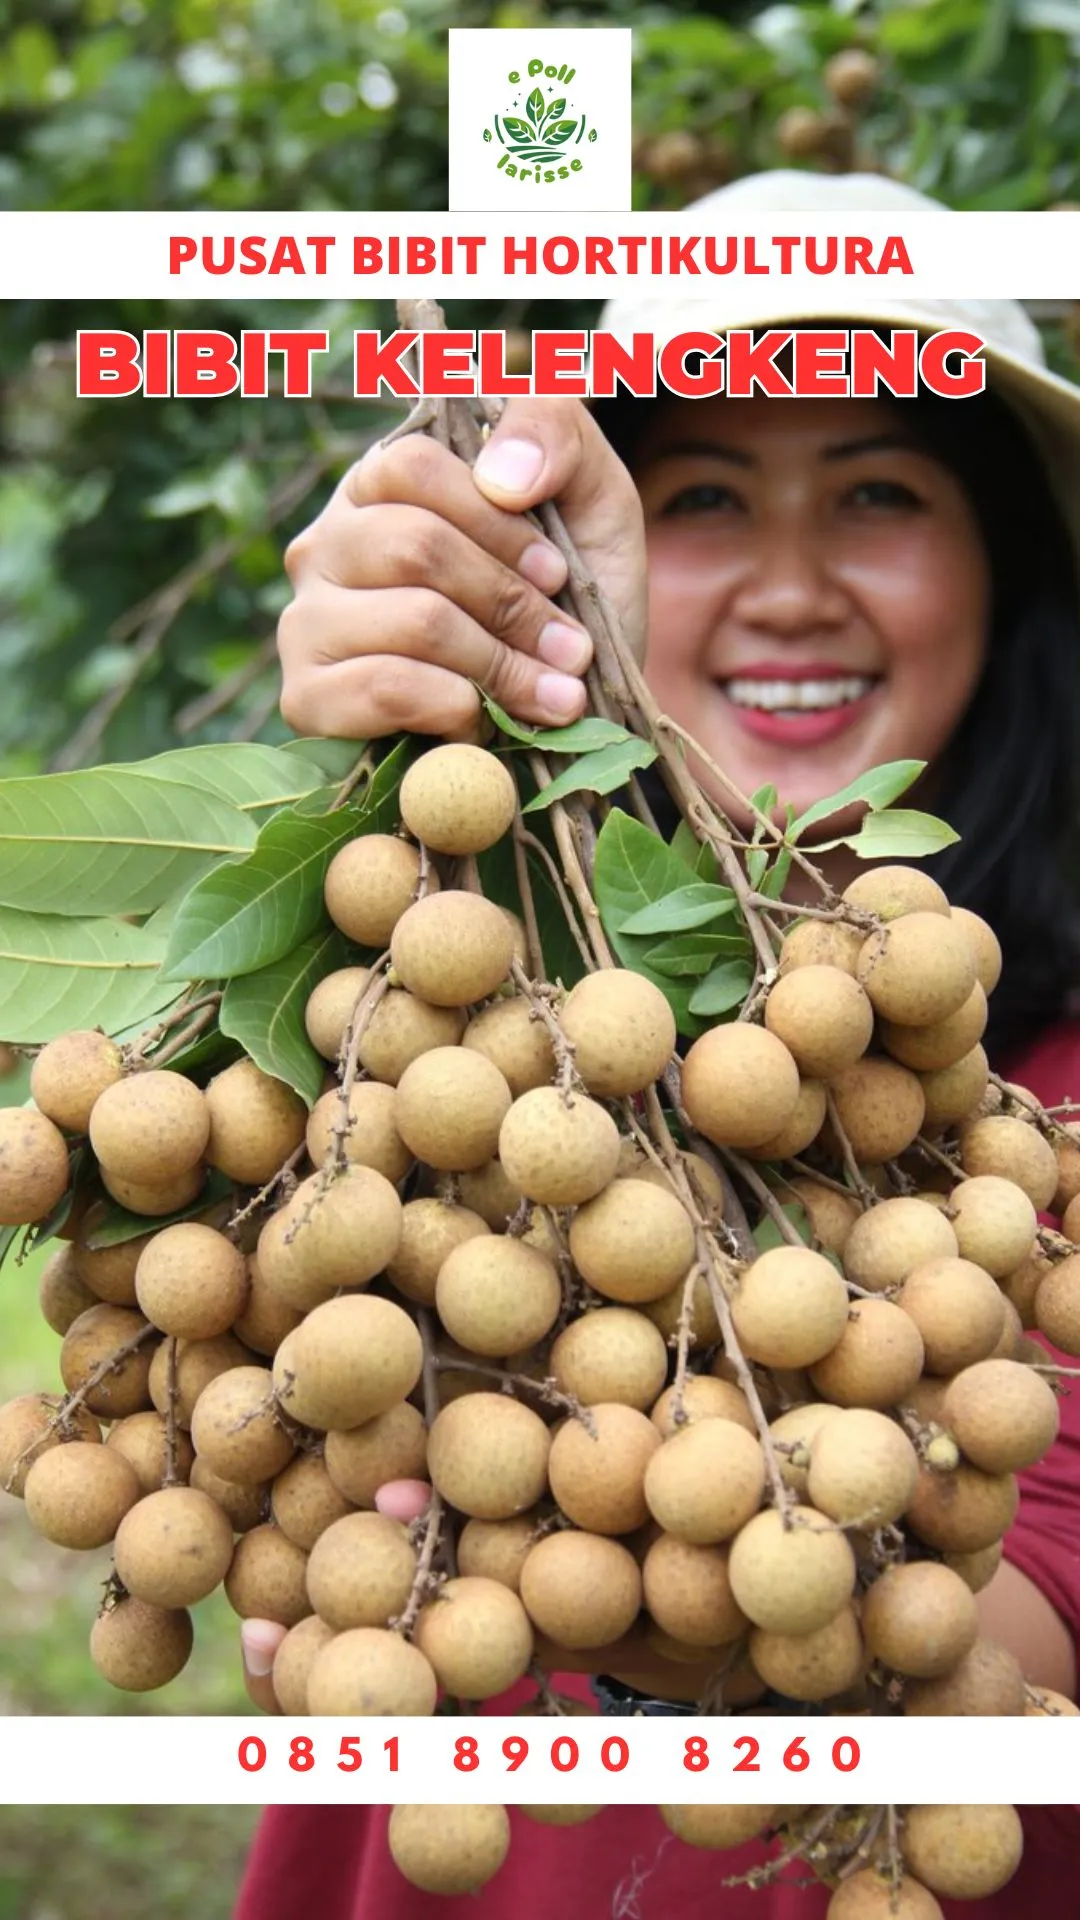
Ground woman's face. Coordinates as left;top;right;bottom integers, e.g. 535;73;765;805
634;394;991;830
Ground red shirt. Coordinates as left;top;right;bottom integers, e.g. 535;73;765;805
234;1022;1080;1920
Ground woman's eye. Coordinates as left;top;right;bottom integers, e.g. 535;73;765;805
657;481;743;517
847;479;924;510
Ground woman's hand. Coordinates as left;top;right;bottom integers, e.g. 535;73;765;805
277;398;648;742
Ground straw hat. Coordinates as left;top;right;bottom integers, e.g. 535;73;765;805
599;171;1080;567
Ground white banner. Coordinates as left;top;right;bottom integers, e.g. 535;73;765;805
0;1715;1075;1805
2;210;1080;299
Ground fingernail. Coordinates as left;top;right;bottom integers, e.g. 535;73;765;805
519;542;568;593
537;672;585;719
242;1624;276;1678
538;621;592;674
474;437;545;497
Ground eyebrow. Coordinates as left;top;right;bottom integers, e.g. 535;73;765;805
642;432;923;468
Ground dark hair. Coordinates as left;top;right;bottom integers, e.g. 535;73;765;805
594;374;1080;1060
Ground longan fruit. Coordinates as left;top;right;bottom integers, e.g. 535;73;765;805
898;1257;1006;1375
958;1115;1058;1211
942;1357;1059;1473
902;1805;1023;1900
905;1460;1018;1553
767;1402;844;1501
304;967;374;1061
824;45;881;103
951;907;1003;993
391;891;514;1007
842;866;950;922
809;1297;924;1408
462;997;555;1098
551;1308;668;1412
681;1024;800;1150
750;1604;864;1703
518;1530;641;1648
548;1404;660;1535
742;1078;827;1161
60;1303;156;1418
415;1575;534;1699
189;1458;267;1531
457;1158;523;1229
89;1596;194;1693
860;1561;979;1678
31;1029;124;1135
0;1105;70;1225
881;983;988;1073
71;1205;155;1307
559;970;677;1098
307;1627;438;1716
89;1069;208;1184
400;744;516;855
498;1086;620;1207
808;1410;919;1526
644;1419;765;1545
148;1331;250;1429
106;1411;194;1492
568;1178;696;1305
262;1163;403;1306
779;920;863;976
435;1234;560;1358
857;912;976;1027
642;1534;748;1647
24;1441;141;1548
728;1506;856;1636
324;833;430;945
942;1541;1003;1593
658;1805;777;1849
305;1081;412;1183
0;1393;100;1497
231;1253;303;1357
1034;1252;1080;1352
518;1807;601;1826
224;1521;311;1626
1052;1125;1080;1215
271;1613;336;1715
842;1197;958;1293
324;1402;428;1509
114;1485;235;1607
457;1514;537;1593
271;1452;353;1550
100;1163;206;1217
273;1295;422;1432
779;1176;860;1255
39;1242;98;1332
824;1059;926;1164
388;1804;510;1896
359;988;467;1086
643;1270;721;1349
427;1393;550;1520
386;1198;489;1307
134;1223;248;1341
203;1057;307;1187
731;1246;850;1369
919;1045;990;1131
903;1637;1025;1716
651;1375;755;1439
947;1176;1036;1278
1025;1685;1080;1716
190;1364;295;1484
395;1047;512;1173
827;1871;943;1920
764;966;874;1080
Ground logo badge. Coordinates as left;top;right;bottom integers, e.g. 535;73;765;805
449;28;631;210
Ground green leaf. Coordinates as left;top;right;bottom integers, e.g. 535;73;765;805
0;907;178;1043
831;809;961;861
481;696;632;754
125;743;334;814
670;822;719;882
280;739;369;783
645;929;751;979
621;883;737;936
688;959;755;1016
475;809;587;993
759;849;794;900
219;927;352;1107
523;740;657;813
0;769;255;918
593;810;709;1034
747;846;770;889
85;1170;234;1248
750;783;778;816
787;762;925;842
752;1203;812;1254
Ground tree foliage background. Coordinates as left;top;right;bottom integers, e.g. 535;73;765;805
3;0;1080;782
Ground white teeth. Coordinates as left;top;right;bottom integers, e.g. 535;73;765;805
724;676;876;712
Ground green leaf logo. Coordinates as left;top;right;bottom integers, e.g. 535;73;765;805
526;87;545;125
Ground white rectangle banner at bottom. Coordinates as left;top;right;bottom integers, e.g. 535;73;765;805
0;1717;1074;1805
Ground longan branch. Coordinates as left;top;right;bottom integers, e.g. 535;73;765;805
516;828;596;973
329;952;393;1176
508;957;580;1099
227;1141;307;1231
826;1091;878;1208
511;808;547;980
162;1336;180;1489
432;1352;597;1433
7;1324;159;1483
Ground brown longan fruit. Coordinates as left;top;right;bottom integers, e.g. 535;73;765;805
731;1246;850;1369
742;1078;827;1161
31;1029;124;1135
827;1871;944;1920
324;1402;428;1508
1025;1686;1080;1716
134;1223;248;1340
903;1637;1025;1716
518;1806;602;1826
203;1058;307;1187
824;1058;926;1164
808;1410;919;1527
89;1596;194;1693
767;1403;844;1501
728;1506;856;1636
919;1045;990;1131
72;1204;155;1307
681;1024;800;1150
24;1441;141;1548
395;1047;512;1173
843;866;950;922
780;1176;860;1254
905;1460;1018;1553
809;1298;924;1408
190;1364;295;1484
400;744;516;856
943;1540;1003;1593
750;1603;865;1703
100;1163;206;1217
857;912;976;1027
457;1514;537;1592
148;1331;250;1428
942;1357;1059;1473
898;1257;1006;1375
519;1529;641;1648
0;1105;70;1225
391;891;514;1007
89;1069;208;1184
114;1485;235;1607
779;920;864;976
415;1575;534;1699
462;997;555;1098
386;1198;489;1306
651;1375;755;1439
304;968;374;1061
860;1561;979;1678
307;1627;438;1716
273;1294;422;1432
0;1393;100;1497
902;1805;1023;1900
642;1534;748;1647
559;970;677;1098
764;966;874;1080
358;988;467;1086
1052;1125;1080;1214
231;1253;303;1357
60;1303;156;1418
271;1452;353;1550
457;1159;523;1229
951;906;1003;994
824;46;881;104
947;1176;1036;1278
305;1081;412;1183
39;1242;98;1332
881;983;988;1073
324;833;430;945
388;1804;510;1896
548;1404;661;1535
262;1163;403;1307
435;1234;560;1358
550;1309;667;1413
568;1178;696;1305
106;1411;194;1492
644;1419;765;1545
427;1393;550;1520
659;1804;777;1850
189;1459;268;1533
842;1198;958;1293
1034;1252;1080;1352
643;1270;721;1349
498;1086;621;1207
271;1613;336;1714
224;1522;311;1626
958;1115;1058;1211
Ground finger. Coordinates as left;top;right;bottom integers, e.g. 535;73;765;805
375;1479;433;1525
280;653;486;744
279;589;587;729
241;1619;287;1714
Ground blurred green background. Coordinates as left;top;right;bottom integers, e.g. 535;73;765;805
4;0;1080;1911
